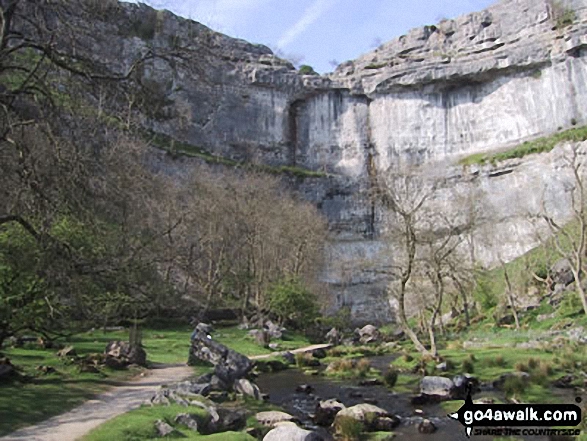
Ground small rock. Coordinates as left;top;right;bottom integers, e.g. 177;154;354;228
436;362;448;371
57;346;77;358
325;328;341;345
418;419;437;434
553;374;575;388
296;384;314;394
358;324;380;344
373;415;400;431
268;343;280;350
312;348;327;359
36;365;56;375
154;419;178;437
314;399;345;426
234;378;262;400
358;378;383;387
281;352;295;364
174;413;199;432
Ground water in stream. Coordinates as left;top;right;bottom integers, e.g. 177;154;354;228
256;354;577;441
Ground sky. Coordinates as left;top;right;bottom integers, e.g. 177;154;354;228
123;0;497;73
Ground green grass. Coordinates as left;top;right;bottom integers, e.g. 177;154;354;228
459;124;587;166
0;325;311;436
81;404;255;441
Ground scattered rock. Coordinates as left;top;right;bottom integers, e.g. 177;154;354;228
296;384;314;394
537;312;556;322
154;419;180;437
174;413;199;432
256;411;297;428
57;346;77;358
36;365;56;375
104;341;147;368
452;374;480;399
234;378;262;400
281;352;296;365
208;408;247;433
312;348;327;359
335;403;395;430
325;328;341;345
553;375;575;388
568;327;587;344
493;372;530;390
358;325;380;344
373;416;400;431
264;321;284;339
314;399;345;426
358;378;383;387
268;343;280;350
418;419;437;434
195;322;214;335
263;422;323;441
551;259;574;287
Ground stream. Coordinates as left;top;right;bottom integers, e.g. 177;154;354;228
255;354;578;441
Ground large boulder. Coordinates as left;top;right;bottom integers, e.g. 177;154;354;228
419;376;455;401
104;341;147;368
358;325;380;344
263;422;323;441
189;333;253;385
314;399;345;426
334;403;399;432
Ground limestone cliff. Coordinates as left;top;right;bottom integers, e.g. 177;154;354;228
23;0;587;322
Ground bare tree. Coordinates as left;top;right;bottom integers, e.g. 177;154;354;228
540;144;587;315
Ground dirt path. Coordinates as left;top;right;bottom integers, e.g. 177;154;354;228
249;343;332;360
0;364;193;441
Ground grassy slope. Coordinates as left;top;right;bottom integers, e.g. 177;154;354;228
0;325;311;436
459;124;587;166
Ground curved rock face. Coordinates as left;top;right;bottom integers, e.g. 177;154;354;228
22;0;587;322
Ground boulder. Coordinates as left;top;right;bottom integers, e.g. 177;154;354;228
249;329;271;347
553;374;575;389
189;333;253;385
419;376;455;400
312;348;327;359
104;341;147;368
256;411;297;428
314;399;345;426
174;413;199;432
195;322;214;335
208;408;247;433
551;259;574;287
325;328;341;345
358;325;380;344
172;380;211;397
263;422;323;441
234;378;262;400
335;403;397;431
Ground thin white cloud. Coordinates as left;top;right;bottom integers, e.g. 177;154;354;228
277;0;338;48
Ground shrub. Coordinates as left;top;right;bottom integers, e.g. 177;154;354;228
356;358;371;377
295;353;314;368
383;368;398;388
298;65;318;75
527;358;539;370
462;359;474;373
514;362;528;372
335;415;362;441
493;355;506;367
267;277;319;329
503;376;528;398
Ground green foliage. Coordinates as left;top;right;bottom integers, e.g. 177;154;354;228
267;278;319;328
318;306;352;332
298;65;318;75
473;269;498;311
553;1;576;28
459;124;587;165
335;415;363;441
383;368;398;388
503;375;528;398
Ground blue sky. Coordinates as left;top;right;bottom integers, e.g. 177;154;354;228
124;0;497;73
